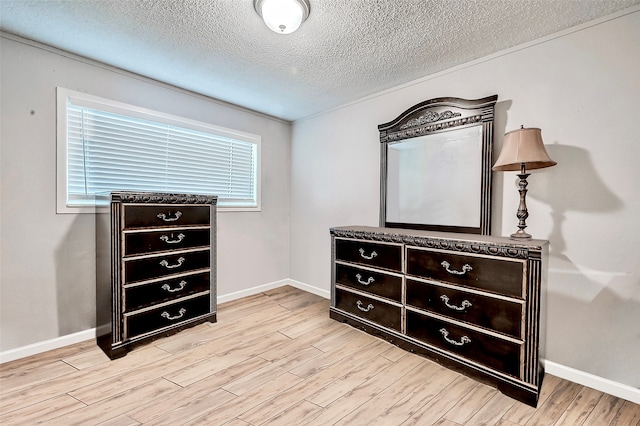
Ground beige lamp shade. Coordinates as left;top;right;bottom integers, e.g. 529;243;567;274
493;127;557;171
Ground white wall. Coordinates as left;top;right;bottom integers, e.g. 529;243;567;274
0;36;291;352
290;10;640;389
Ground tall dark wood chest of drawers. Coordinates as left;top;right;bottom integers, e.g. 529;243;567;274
330;226;548;406
96;191;217;359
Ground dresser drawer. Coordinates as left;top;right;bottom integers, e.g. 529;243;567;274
406;310;522;378
335;263;402;302
124;272;210;312
406;248;524;298
125;295;210;339
335;239;402;272
123;205;210;229
335;288;401;332
124;249;210;284
406;279;523;338
124;228;210;256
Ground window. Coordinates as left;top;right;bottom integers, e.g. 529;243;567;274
56;88;261;213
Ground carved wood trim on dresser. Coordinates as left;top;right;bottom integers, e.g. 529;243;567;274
96;191;217;359
330;225;548;407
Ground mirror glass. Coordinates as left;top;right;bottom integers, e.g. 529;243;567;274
379;96;497;235
386;125;482;228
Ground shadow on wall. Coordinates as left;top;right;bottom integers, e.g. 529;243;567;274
527;144;639;387
54;213;96;336
530;144;623;258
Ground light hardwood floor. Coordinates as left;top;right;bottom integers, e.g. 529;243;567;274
1;286;638;425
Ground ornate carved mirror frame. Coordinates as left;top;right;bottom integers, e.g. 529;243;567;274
379;95;498;235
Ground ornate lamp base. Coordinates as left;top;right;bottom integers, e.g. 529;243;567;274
510;172;533;240
510;229;532;240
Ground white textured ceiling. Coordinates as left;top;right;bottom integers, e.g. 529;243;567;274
1;0;639;121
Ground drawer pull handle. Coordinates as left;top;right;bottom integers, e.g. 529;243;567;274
355;274;375;286
359;248;378;260
160;233;186;244
440;328;471;346
157;211;183;222
440;295;472;311
441;261;472;276
161;308;186;321
356;300;374;312
160;257;185;269
161;280;187;293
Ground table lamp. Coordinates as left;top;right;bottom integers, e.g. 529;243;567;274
493;126;557;240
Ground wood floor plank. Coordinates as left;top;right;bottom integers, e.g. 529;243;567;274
62;346;112;370
2;287;638;426
238;339;393;424
434;419;465;426
525;379;583;425
0;344;171;414
163;353;251;387
0;360;78;394
277;292;326;311
288;332;380;379
154;304;291;354
379;344;411;362
333;360;445;425
278;310;335;339
259;321;345;362
555;385;604;425
126;356;268;423
501;373;563;425
305;352;393;407
261;400;324;426
442;381;497;424
466;390;517;425
310;324;363;353
262;285;308;303
221;419;252;426
582;392;628;426
302;353;427;426
213;330;292;360
45;378;180;425
609;400;640;425
67;340;227;404
95;415;141;426
140;387;237;426
222;345;322;396
218;292;268;310
181;372;304;425
400;375;479;426
369;364;462;425
0;394;86;425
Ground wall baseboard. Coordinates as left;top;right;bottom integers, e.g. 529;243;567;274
0;279;327;364
216;279;291;304
545;360;639;404
2;280;636;405
216;278;330;304
0;328;96;364
286;279;331;299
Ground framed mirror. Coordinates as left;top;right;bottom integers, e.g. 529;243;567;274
379;96;498;235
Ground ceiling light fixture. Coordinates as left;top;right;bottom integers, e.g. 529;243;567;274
254;0;310;34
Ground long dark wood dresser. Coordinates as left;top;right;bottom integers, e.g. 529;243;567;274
330;225;548;406
96;191;217;359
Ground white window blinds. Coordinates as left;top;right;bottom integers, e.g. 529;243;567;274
58;89;260;212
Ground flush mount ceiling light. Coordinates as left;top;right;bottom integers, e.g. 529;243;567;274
254;0;310;34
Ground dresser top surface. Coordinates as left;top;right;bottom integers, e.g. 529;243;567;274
103;191;218;205
331;225;549;249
